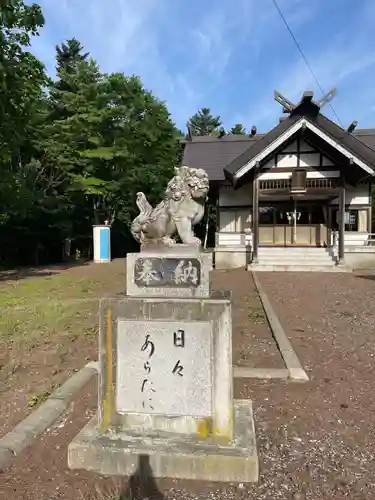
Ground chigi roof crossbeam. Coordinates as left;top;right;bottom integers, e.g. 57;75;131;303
274;88;337;117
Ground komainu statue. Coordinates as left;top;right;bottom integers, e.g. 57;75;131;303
130;166;209;247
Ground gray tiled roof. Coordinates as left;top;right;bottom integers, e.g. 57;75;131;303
224;113;375;180
181;121;375;181
181;135;262;180
354;129;375;150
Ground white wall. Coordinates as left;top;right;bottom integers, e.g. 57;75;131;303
219;209;251;232
216;233;243;245
261;139;334;170
218;186;252;233
218;185;252;206
330;184;370;206
215;247;247;269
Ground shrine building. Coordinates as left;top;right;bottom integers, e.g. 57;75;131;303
181;90;375;270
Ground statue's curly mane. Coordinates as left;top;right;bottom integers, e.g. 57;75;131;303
165;166;209;203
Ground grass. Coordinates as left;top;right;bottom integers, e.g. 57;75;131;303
28;390;52;409
0;260;126;393
0;260;125;346
80;481;165;500
0;275;101;309
82;490;121;500
80;484;128;500
0;300;98;345
0;260;129;460
248;306;266;323
0;260;127;435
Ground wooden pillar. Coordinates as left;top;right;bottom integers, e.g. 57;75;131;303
252;165;259;263
368;206;372;234
338;175;346;264
369;181;373;234
327;206;332;247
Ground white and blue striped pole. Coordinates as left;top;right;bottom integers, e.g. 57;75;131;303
93;224;111;263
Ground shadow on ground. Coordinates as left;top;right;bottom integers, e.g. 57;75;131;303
356;273;375;282
92;455;165;500
0;260;90;282
119;455;165;500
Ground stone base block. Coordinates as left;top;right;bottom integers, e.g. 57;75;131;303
214;247;247;269
68;400;258;483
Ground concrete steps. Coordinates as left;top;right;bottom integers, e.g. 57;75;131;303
257;247;332;254
249;247;352;272
249;264;350;272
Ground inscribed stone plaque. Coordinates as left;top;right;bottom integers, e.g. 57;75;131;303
116;320;213;417
134;258;201;287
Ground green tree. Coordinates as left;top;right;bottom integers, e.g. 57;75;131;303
0;10;182;266
43;47;180;254
42;55;107;237
229;123;247;134
188;108;222;136
55;38;89;74
0;2;84;265
49;38;91;123
0;0;46;167
0;0;52;265
80;72;180;228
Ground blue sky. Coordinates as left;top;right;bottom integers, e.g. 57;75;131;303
29;0;375;133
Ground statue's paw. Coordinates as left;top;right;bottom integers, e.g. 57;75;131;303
184;236;201;246
161;236;176;246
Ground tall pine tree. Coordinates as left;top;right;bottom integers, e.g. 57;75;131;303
55;38;89;75
229;123;247;134
188;108;222;136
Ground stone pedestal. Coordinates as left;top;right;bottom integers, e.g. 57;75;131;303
68;248;258;483
68;400;258;482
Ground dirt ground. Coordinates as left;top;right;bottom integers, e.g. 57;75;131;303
1;266;375;499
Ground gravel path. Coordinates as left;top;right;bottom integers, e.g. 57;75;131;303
237;271;375;500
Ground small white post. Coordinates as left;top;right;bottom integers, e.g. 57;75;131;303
93;224;111;263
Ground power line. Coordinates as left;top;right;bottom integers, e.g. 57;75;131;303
271;0;343;127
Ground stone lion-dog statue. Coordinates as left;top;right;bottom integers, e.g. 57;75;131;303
130;166;209;247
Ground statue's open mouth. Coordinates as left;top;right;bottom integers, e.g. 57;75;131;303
193;188;209;198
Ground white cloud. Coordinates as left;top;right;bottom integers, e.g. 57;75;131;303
28;0;375;131
37;0;242;122
30;0;316;127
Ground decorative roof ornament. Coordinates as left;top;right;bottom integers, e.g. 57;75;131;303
316;88;337;108
274;88;337;115
274;90;296;113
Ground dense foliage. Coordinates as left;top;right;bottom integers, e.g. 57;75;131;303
0;1;182;266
